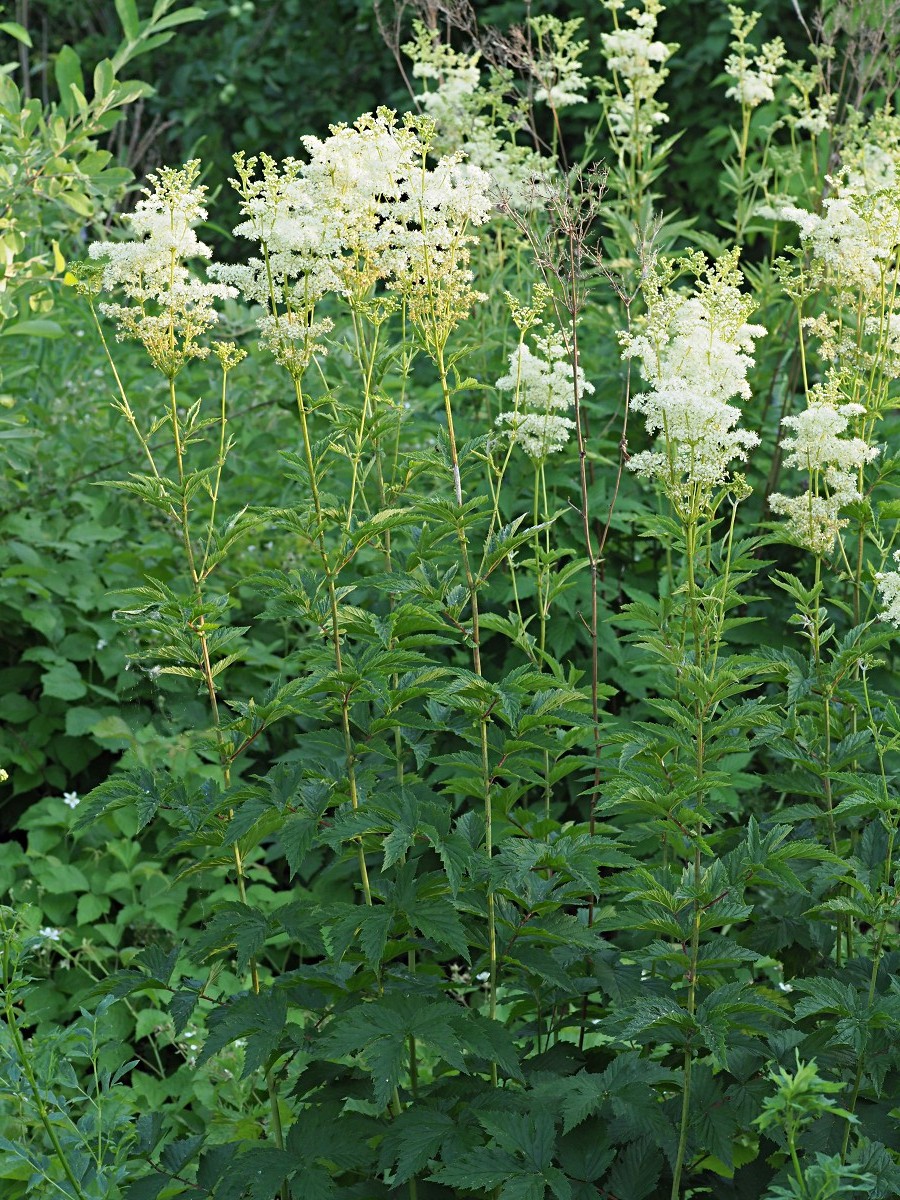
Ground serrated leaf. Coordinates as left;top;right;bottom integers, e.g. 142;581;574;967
411;897;470;960
605;1139;662;1200
279;814;318;876
215;1146;293;1200
169;986;201;1037
380;1108;455;1184
199;989;287;1077
160;1134;204;1176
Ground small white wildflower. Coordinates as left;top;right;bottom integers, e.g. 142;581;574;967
88;161;236;377
724;30;786;109
769;378;878;554
599;0;676;153
476;970;490;983
769;152;900;293
496;411;577;458
96;638;107;651
39;927;61;942
876;551;900;627
63;791;80;809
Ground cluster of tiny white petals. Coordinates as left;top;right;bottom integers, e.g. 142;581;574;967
257;313;335;376
864;311;900;379
791;100;834;136
767;493;846;557
780;402;876;475
496;411;577;458
495;332;588;459
404;23;546;209
723;6;786;109
762;145;900;293
599;0;675;151
529;15;591;108
216;111;492;366
876;552;900;627
785;65;836;136
601;20;672;85
622;250;763;500
88;162;236;377
769;378;878;554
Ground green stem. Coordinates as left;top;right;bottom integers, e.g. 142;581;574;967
434;345;496;1081
293;376;372;907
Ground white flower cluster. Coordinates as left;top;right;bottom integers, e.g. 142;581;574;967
785;65;836;137
876;552;900;627
621;250;763;503
769;377;878;555
495;332;588;459
724;7;786;109
404;24;546;209
599;0;676;151
763;144;900;293
213;110;493;371
88;162;236;378
528;15;591;109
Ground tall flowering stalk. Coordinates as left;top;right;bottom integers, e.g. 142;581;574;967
494;290;588;813
621;248;765;1199
392;127;502;1068
217;113;504;1094
722;5;787;240
596;0;677;254
83;161;241;794
78;163;299;1189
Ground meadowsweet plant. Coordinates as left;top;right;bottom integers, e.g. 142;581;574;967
595;0;678;250
11;1;900;1199
722;5;788;239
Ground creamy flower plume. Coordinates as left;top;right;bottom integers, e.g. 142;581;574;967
621;250;763;503
495;331;588;460
769;374;878;555
529;15;591;108
211;109;493;370
724;6;786;109
599;0;676;153
876;552;900;627
403;23;546;209
761;139;900;293
88;161;235;377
